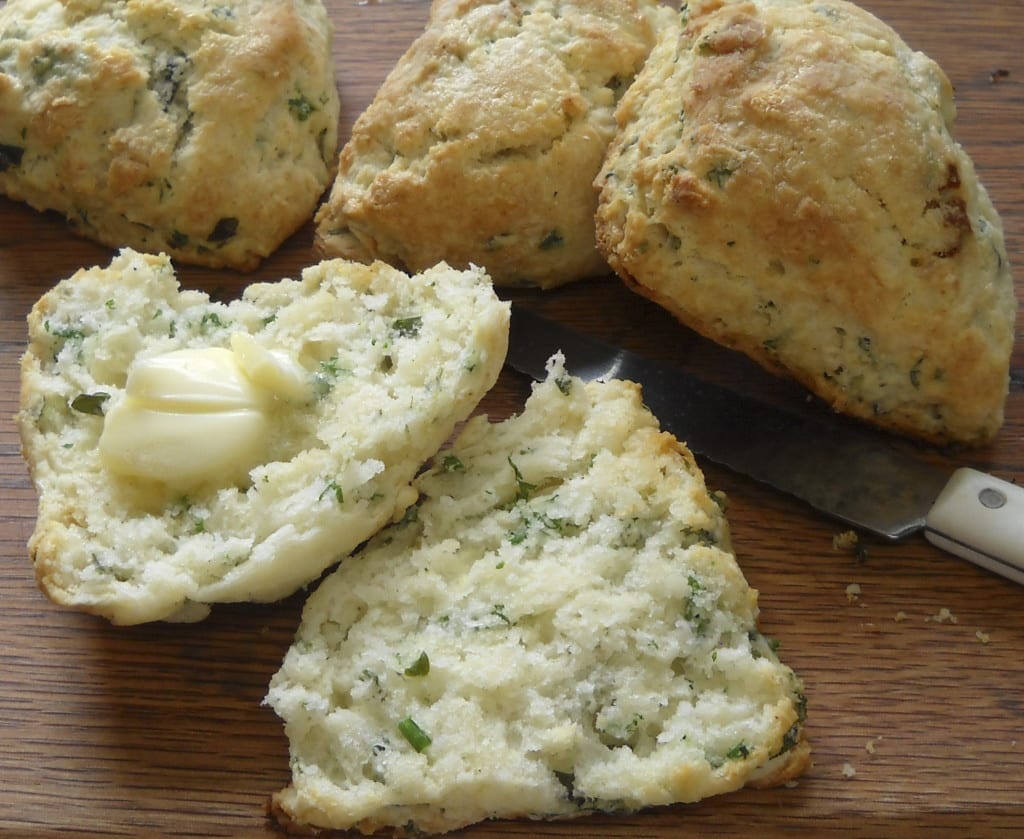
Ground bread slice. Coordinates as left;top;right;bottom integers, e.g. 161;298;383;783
0;0;338;270
314;0;673;288
266;355;810;835
17;249;509;624
595;0;1017;446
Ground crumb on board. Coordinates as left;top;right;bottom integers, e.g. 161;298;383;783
865;736;882;755
926;607;958;624
832;529;868;562
845;582;861;603
976;629;991;644
841;762;857;779
833;530;859;551
894;611;908;622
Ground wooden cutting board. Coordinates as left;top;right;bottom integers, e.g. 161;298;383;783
1;1;1022;836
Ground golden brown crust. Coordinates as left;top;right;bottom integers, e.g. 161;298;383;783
0;0;338;270
314;0;672;288
596;0;1017;446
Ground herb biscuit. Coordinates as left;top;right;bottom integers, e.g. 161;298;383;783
314;0;672;288
266;356;809;835
0;0;339;270
18;249;509;624
596;0;1017;446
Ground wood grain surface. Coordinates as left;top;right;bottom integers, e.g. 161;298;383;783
1;1;1022;836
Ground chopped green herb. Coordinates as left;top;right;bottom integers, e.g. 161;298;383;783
706;164;735;188
168;230;189;249
392;316;422;337
539;230;564;250
508;457;535;501
313;356;349;398
491;604;513;626
70;392;110;416
397;717;432;752
199;311;227;333
45;321;85;341
318;479;344;504
30;46;63;83
288;93;316;121
555;374;572;396
403;652;430;677
441;454;465;473
726;742;751;760
207;216;238;243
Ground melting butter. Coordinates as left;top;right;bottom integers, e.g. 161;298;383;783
99;336;309;488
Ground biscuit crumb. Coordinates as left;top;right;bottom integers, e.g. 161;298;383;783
845;583;861;603
894;611;908;622
833;530;859;551
926;607;958;624
841;762;857;778
976;630;991;644
865;737;882;755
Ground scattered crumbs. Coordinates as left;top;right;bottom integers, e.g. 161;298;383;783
894;611;908;622
990;68;1010;83
925;607;958;624
976;629;991;644
833;530;859;552
841;762;857;779
865;736;882;755
845;582;861;603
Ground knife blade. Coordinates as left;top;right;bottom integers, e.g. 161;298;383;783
506;306;1024;586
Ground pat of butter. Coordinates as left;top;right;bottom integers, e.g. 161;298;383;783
99;337;309;488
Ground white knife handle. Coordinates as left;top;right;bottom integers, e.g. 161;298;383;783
924;468;1024;586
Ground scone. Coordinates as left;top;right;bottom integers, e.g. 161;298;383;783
17;249;509;625
266;356;810;835
0;0;339;270
314;0;672;288
595;0;1017;446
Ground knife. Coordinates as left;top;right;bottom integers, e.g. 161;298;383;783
506;306;1024;586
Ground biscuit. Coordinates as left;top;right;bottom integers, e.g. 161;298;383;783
18;249;509;624
0;0;339;270
595;0;1017;446
266;356;809;835
314;0;672;288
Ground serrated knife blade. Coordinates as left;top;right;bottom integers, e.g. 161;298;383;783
507;306;1024;586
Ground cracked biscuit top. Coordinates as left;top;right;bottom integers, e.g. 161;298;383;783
596;0;1017;446
0;0;339;270
315;0;672;288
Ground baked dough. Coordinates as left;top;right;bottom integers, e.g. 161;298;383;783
596;0;1017;446
18;249;509;624
0;0;339;270
266;356;809;835
315;0;672;288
